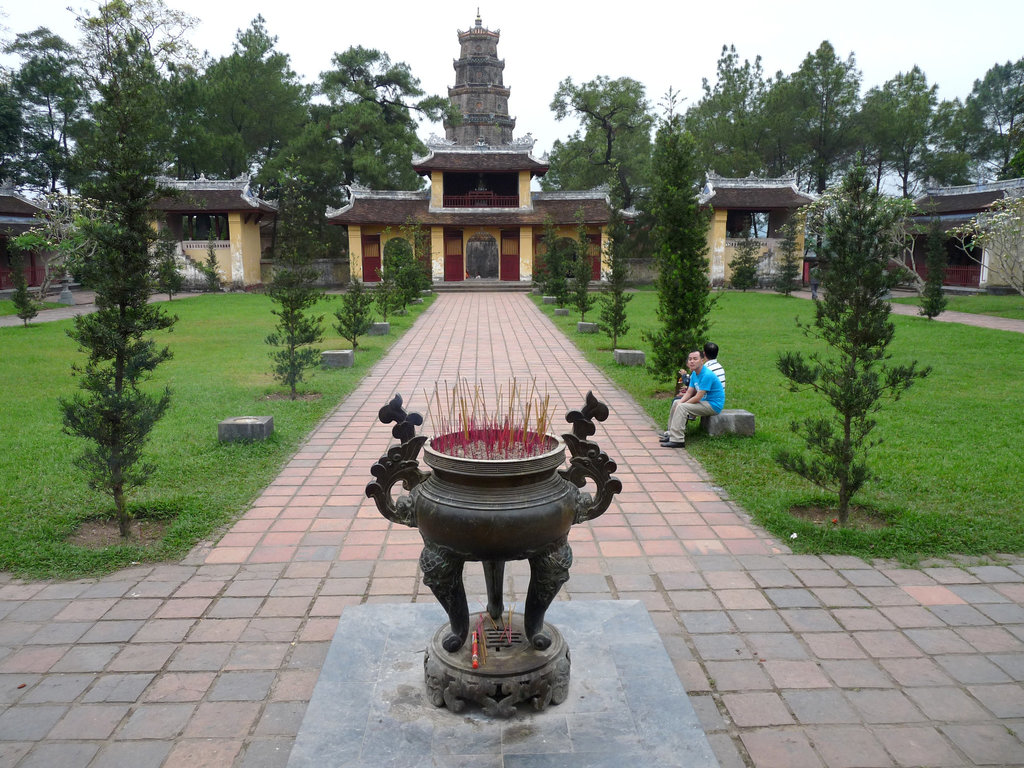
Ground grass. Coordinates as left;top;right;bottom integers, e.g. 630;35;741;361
892;292;1024;320
0;299;66;316
0;291;434;578
535;290;1024;564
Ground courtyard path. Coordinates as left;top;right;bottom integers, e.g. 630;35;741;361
1;292;1023;767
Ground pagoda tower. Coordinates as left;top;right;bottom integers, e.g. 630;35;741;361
445;13;515;146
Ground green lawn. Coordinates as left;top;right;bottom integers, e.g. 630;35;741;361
0;292;433;578
0;299;66;316
892;292;1024;320
536;290;1024;563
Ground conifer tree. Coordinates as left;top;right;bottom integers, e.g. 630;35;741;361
728;230;761;290
776;166;929;525
200;229;222;291
60;0;188;539
333;278;374;351
644;117;714;379
773;219;803;296
597;213;632;348
154;234;183;300
570;210;596;321
920;218;948;319
534;215;569;306
9;250;39;325
266;162;324;399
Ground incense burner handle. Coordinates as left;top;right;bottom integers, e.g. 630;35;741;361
365;395;429;528
561;392;622;524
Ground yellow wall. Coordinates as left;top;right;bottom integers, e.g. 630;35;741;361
430;172;444;208
706;210;808;286
348;225;363;280
520;227;535;280
518;171;532;208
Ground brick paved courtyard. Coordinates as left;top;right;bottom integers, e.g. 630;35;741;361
1;292;1023;767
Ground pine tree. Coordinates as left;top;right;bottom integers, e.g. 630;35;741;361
154;234;183;300
597;213;632;348
333;278;374;351
728;231;761;290
644;118;715;379
776;166;930;525
570;209;596;321
773;219;803;295
60;0;185;539
373;261;400;323
920;218;948;319
266;163;324;399
200;229;222;291
534;215;569;306
9;250;38;326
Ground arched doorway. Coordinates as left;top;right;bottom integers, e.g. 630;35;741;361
466;233;499;280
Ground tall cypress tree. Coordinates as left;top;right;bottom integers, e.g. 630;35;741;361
644;117;714;379
919;218;948;319
61;1;183;539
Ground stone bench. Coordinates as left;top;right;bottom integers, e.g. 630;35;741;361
321;350;353;368
577;322;598;333
553;307;569;316
701;409;755;436
368;322;390;336
613;349;645;366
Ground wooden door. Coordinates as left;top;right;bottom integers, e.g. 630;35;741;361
443;230;464;282
588;234;602;280
361;235;381;282
500;229;520;281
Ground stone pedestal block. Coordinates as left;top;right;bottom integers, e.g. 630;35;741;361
553;307;569;316
577;322;598;333
368;322;390;336
322;350;354;368
542;296;557;304
218;416;274;442
702;409;755;436
613;349;646;366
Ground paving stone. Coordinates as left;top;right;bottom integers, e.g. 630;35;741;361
935;653;1013;684
704;660;771;691
745;631;809;660
167;643;233;672
184;701;261;738
761;660;831;688
143;671;217;702
941;723;1024;764
108;642;176;672
904;685;990;721
49;644;120;672
820;660;894;689
967;683;1024;718
0;704;68;740
240;737;295;768
692;633;750;661
721;692;794;726
854;631;925;659
739;730;821;768
806;725;892;768
783;689;859;724
871;725;961;768
21;673;94;703
766;588;820;608
15;741;99;768
781;609;842;633
82;672;154;703
878;657;955;687
256;700;308;736
845;689;927;723
831;608;895;632
47;703;130;739
118;702;195;739
208;671;276;701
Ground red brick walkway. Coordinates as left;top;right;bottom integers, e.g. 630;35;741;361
1;293;1023;767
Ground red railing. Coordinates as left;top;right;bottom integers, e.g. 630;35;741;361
913;264;981;288
0;264;46;289
443;193;519;208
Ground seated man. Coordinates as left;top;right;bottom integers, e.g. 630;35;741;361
661;348;725;448
661;341;724;438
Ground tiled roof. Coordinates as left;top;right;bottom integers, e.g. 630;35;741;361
914;179;1024;215
0;192;42;217
412;147;549;175
327;190;609;227
700;172;814;209
154;175;277;214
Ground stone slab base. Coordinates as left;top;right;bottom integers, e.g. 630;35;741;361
542;296;557;304
368;322;390;336
287;600;718;768
613;349;645;366
553;308;569;316
217;415;273;442
578;322;598;333
321;350;353;368
702;409;755;436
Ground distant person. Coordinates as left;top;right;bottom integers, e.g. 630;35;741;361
662;349;725;448
809;265;821;300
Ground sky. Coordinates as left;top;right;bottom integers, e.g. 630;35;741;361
2;0;1023;159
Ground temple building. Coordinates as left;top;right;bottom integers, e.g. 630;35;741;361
700;172;815;286
328;14;611;285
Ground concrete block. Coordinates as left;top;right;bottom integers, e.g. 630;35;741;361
368;322;390;336
702;409;755;436
218;415;274;442
412;297;424;304
578;322;598;333
553;307;569;316
613;349;645;366
542;296;557;304
321;350;353;368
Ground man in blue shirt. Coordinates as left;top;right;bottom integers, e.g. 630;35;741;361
662;349;725;448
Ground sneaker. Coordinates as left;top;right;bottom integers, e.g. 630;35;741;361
662;440;685;448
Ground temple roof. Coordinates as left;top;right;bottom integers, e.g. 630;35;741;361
700;172;815;209
914;178;1024;215
327;189;609;227
154;175;277;214
412;143;549;176
0;191;42;218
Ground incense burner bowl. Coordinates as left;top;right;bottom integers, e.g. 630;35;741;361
366;392;621;659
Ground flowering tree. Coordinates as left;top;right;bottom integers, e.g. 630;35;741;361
952;195;1024;296
13;194;103;300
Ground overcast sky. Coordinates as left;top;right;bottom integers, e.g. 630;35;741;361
2;0;1023;158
